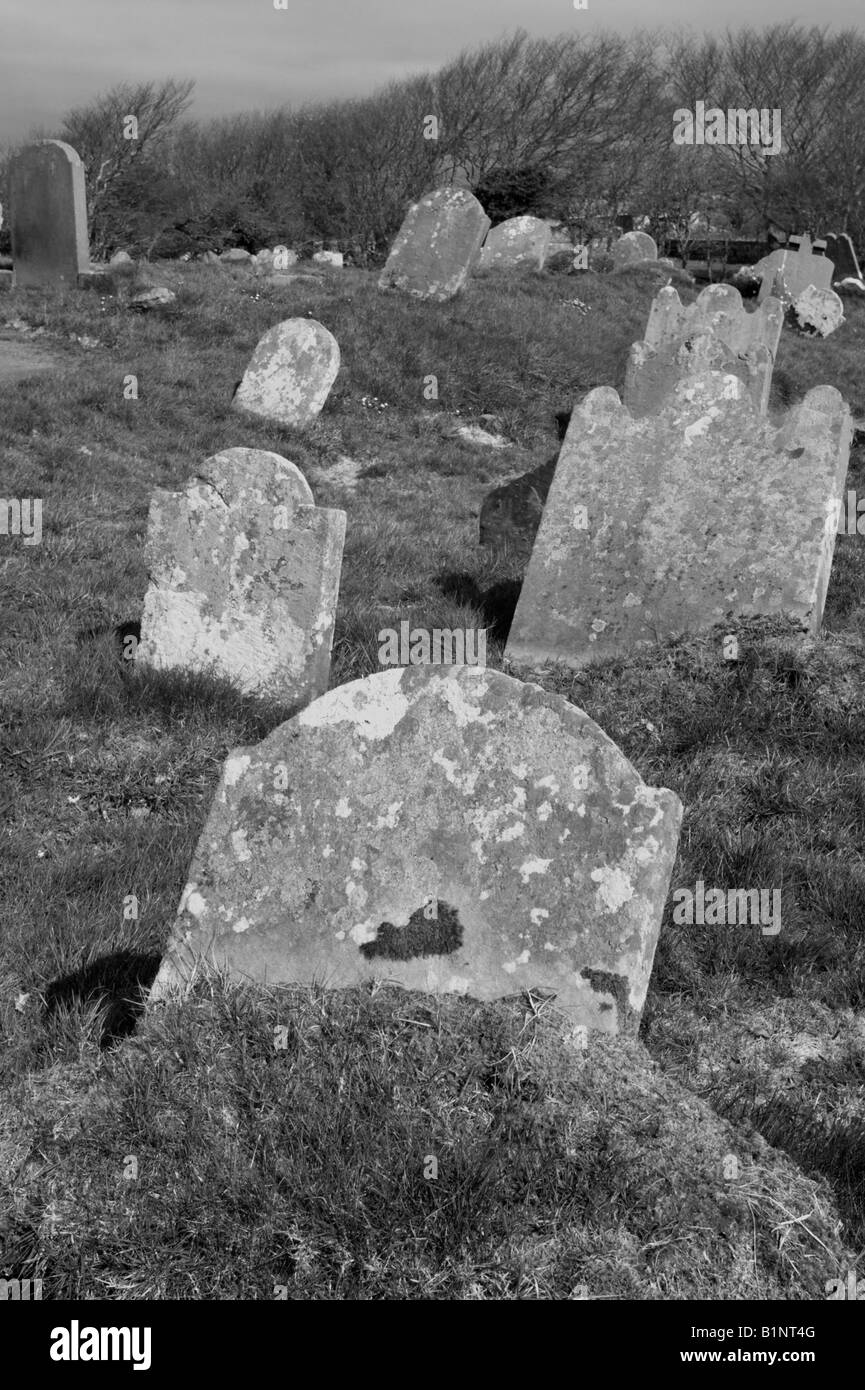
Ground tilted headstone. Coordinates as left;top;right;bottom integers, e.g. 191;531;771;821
148;664;683;1035
790;285;845;337
610;231;658;267
757;234;834;306
137;448;345;704
644;284;783;360
9;140;89;289
378;187;490;301
624;332;774;417
824;233;862;283
478;216;553;272
505;376;852;669
232;318;340;427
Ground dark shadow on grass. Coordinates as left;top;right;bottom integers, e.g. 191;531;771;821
436;571;521;643
44;949;163;1047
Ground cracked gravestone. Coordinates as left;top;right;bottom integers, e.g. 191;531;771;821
136;448;345;704
757;234;834;306
478;216;553;271
378;187;490;301
147;664;683;1035
610;231;658;267
505;376;852;670
9;141;89;289
232;318;340;427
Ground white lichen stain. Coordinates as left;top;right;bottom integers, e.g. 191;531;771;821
499;822;525;842
232;917;251;934
623;593;642;607
322;844;334;858
511;763;528;779
519;858;552;883
224;754;251;788
231;829;252;862
297;668;408;739
334;798;351;819
530;908;549;926
185;890;206;918
591;864;635;913
534;774;559;793
503;949;531;974
375;801;403;829
537;800;552;822
558;828;571;844
349;920;378;945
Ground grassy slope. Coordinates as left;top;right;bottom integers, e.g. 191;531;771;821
1;259;863;1298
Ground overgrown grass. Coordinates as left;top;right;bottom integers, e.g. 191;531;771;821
1;258;864;1297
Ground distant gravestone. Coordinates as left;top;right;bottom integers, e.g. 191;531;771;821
505;376;852;669
824;233;862;283
232;318;340;427
757;234;834;306
9;140;89;289
790;285;845;337
137;448;345;704
378;187;490;301
479;455;557;561
312;250;343;267
478;216;553;272
610;231;658;267
148;664;683;1035
624;333;774;417
644;284;783;360
220;248;253;264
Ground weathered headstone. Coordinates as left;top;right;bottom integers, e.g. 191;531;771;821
610;231;658;267
378;188;490;301
757;234;834;305
644;283;783;360
312;250;343;267
9;140;89;289
505;376;852;669
232;318;340;427
148;664;683;1035
478;216;553;272
137;447;345;704
790;285;845;337
824;233;862;283
624;333;774;417
220;248;252;264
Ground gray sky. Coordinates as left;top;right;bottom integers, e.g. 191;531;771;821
2;0;862;142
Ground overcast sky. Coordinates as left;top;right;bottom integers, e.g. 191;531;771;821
2;0;862;143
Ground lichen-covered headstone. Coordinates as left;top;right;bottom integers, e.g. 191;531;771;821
478;216;553;271
378;188;490;301
790;285;845;337
610;231;658;267
824;233;861;283
9;141;89;289
757;234;834;306
232;318;340;427
624;332;774;417
644;284;783;361
505;377;852;670
137;448;345;704
148;664;682;1035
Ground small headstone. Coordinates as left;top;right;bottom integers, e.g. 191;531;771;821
378;187;490;301
220;248;253;264
110;250;134;266
790;285;845;337
232;318;340;427
610;231;658;267
312;250;343;267
477;216;553;272
9;140;89;289
129;287;176;310
624;333;774;417
644;284;783;361
200;251;220;264
824;233;862;283
757;234;834;305
137;448;345;705
148;664;683;1035
505;376;852;669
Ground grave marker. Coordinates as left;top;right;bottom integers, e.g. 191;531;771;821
9;141;89;289
378;188;490;301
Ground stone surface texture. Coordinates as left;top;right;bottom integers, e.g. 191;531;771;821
644;284;783;360
624;332;774;417
791;285;845;337
232;318;340;427
9;141;89;289
478;216;553;271
137;448;345;704
505;377;852;669
378;187;490;301
148;664;683;1035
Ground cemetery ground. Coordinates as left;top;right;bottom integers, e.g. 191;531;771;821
1;258;865;1299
